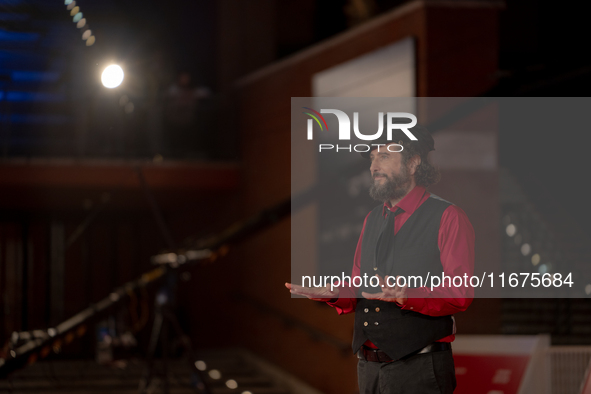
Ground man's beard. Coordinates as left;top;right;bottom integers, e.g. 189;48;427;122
369;165;412;202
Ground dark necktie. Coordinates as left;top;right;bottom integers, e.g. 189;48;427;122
374;207;404;274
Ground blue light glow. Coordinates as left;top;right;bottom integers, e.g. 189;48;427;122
0;29;39;42
0;13;29;22
5;91;65;103
11;71;60;83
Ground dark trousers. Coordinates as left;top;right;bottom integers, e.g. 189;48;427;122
357;349;456;394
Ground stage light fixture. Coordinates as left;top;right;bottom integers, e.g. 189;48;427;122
73;12;83;23
76;18;86;28
70;6;79;16
82;30;91;40
65;0;73;4
101;65;124;88
66;1;76;10
86;35;95;46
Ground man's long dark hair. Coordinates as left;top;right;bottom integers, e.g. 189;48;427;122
400;142;440;188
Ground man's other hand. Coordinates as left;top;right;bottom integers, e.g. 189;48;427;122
285;282;339;302
361;275;407;304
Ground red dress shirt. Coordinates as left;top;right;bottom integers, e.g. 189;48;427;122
327;185;475;346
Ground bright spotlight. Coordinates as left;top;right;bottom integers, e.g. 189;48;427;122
101;65;124;88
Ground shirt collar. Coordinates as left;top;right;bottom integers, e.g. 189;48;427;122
382;186;427;217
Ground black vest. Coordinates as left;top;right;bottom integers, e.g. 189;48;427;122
352;195;454;360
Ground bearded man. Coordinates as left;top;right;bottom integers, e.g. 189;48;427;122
286;124;474;394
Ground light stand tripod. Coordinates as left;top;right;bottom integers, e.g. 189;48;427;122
138;267;210;394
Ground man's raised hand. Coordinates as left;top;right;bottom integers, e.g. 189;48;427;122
285;282;339;302
361;275;407;304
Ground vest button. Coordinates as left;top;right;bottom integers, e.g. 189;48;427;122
373;267;378;271
364;308;369;313
364;322;368;327
375;307;380;312
374;322;379;326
